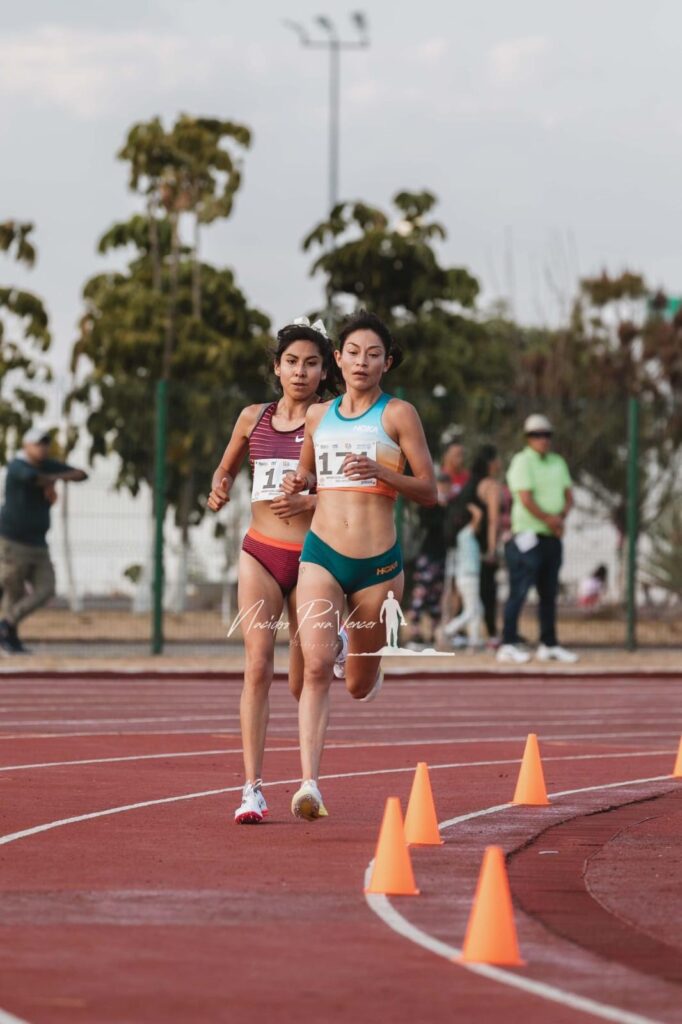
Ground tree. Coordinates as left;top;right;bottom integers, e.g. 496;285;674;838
68;116;269;608
0;221;51;461
117;115;252;377
302;190;514;447
68;233;271;535
505;272;682;541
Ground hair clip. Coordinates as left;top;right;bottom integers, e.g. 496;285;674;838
292;315;328;338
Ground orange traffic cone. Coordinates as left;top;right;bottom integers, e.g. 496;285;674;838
673;736;682;778
512;733;550;806
459;846;524;966
365;797;420;895
404;762;444;846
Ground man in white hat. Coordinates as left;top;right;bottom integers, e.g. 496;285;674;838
497;414;578;664
0;428;87;654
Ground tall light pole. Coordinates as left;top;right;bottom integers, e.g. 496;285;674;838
284;12;370;214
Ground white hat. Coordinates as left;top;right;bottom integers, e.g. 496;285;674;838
523;414;553;434
23;426;52;445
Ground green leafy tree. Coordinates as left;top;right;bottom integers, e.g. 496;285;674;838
303;190;514;447
69;234;271;531
68;118;269;607
117;115;252;376
505;272;682;541
0;221;52;460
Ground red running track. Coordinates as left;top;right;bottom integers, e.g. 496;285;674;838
0;672;679;1023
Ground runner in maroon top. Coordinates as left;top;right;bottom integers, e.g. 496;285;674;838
207;319;337;823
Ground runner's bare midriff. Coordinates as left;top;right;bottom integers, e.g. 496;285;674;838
313;490;397;557
250;501;313;545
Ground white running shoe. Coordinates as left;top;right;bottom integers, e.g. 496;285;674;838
358;668;383;703
496;644;531;664
536;644;579;663
291;780;328;820
234;780;268;825
333;627;349;679
253;780;268;818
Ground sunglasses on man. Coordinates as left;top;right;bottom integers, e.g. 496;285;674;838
527;431;553;439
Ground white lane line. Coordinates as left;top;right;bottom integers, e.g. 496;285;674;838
0;1010;29;1024
366;775;674;1024
1;706;679;729
0;764;673;851
0;699;676;718
0;747;674;775
0;726;678;743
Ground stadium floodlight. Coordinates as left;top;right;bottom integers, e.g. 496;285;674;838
351;11;369;41
282;19;310;46
315;15;336;36
284;12;370;214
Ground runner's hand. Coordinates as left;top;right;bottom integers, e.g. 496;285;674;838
207;476;230;511
342;454;381;480
270;493;310;519
281;471;307;494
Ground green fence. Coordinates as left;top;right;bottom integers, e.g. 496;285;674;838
1;383;680;655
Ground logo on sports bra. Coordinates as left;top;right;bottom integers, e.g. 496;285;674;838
295;435;305;442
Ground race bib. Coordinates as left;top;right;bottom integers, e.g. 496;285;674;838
315;441;377;489
251;459;303;502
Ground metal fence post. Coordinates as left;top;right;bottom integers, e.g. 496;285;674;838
626;396;640;651
152;379;168;654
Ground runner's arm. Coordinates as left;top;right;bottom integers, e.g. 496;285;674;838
207;406;256;510
379;401;438;506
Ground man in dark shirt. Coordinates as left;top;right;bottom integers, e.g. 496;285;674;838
0;427;87;654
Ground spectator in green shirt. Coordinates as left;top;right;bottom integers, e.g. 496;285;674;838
0;427;87;655
497;414;578;665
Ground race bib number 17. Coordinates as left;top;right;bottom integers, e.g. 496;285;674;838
315;441;377;489
251;459;303;502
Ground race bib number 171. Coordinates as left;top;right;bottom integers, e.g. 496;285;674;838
315;441;377;489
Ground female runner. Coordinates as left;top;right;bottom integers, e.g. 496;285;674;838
282;310;437;820
207;319;336;824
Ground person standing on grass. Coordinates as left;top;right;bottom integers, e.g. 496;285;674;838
282;310;437;821
497;414;578;665
207;319;340;824
0;427;87;655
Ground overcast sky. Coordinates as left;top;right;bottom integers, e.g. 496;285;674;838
2;0;681;378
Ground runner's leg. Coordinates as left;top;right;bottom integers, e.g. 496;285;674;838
295;561;345;782
286;588;304;700
237;550;284;782
344;572;405;699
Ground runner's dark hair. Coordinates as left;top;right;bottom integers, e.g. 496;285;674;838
337;310;404;371
274;323;339;396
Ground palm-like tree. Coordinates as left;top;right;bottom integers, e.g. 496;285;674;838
0;220;51;461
